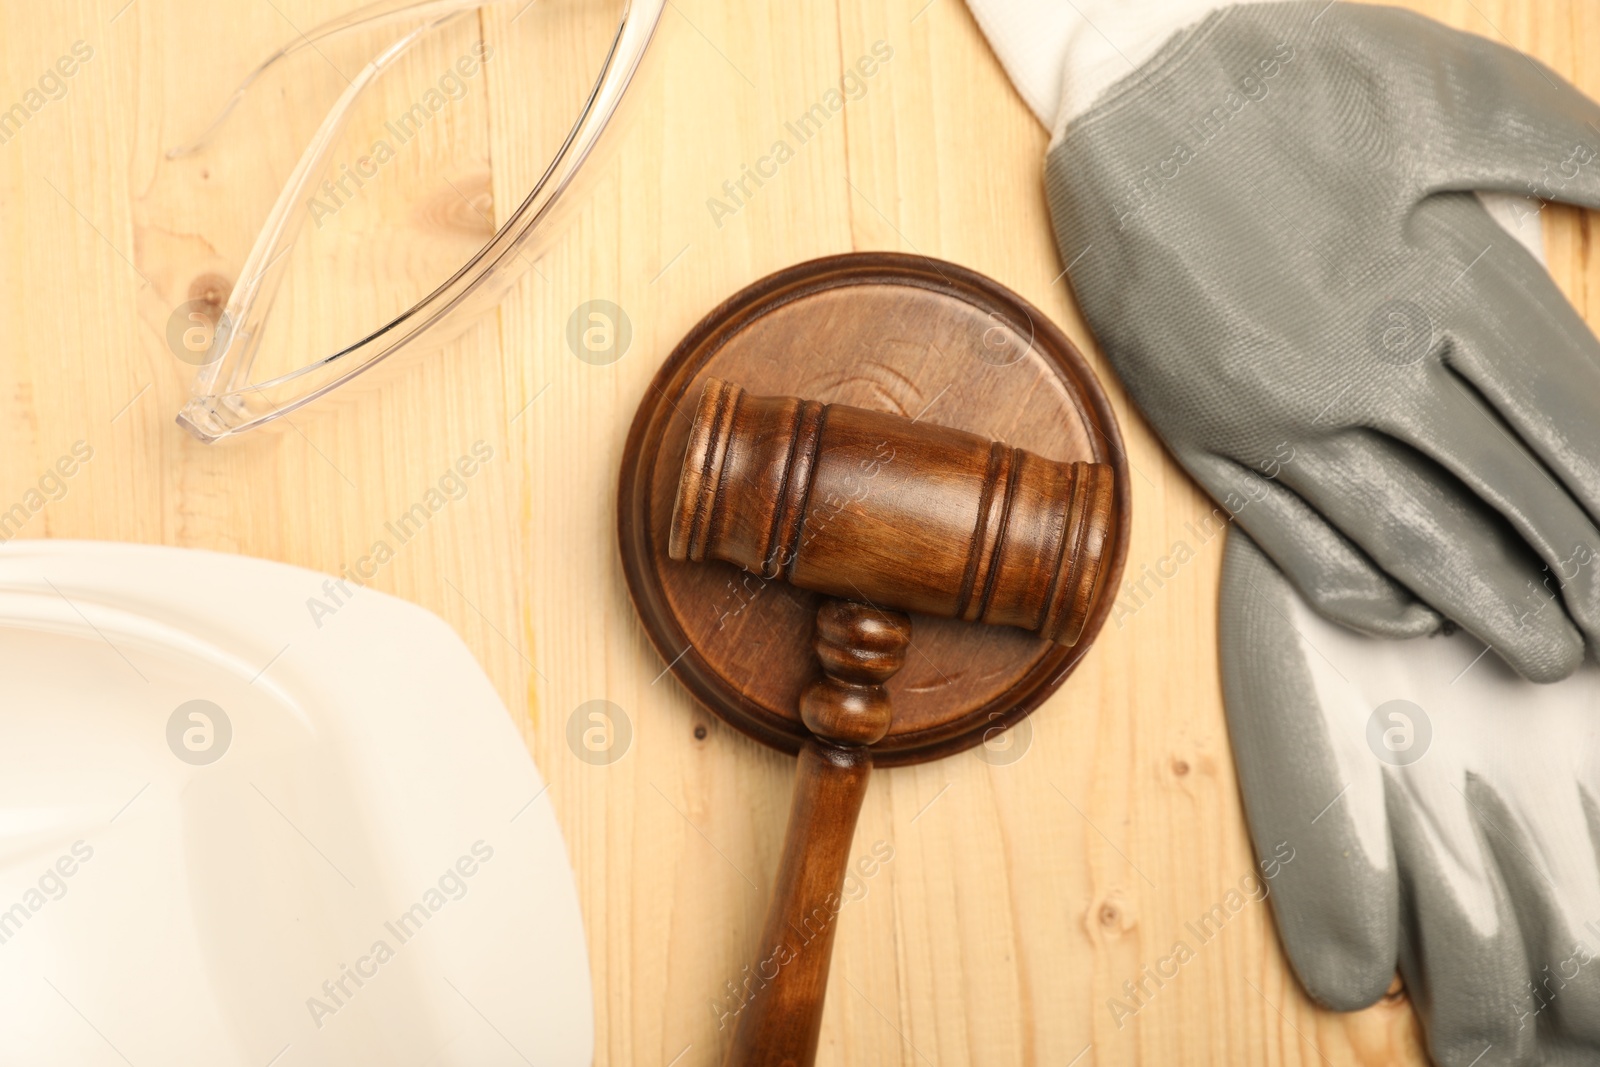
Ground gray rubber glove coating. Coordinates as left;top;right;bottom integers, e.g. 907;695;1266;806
1048;2;1600;681
1221;528;1600;1066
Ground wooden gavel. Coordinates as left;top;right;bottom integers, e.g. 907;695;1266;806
670;378;1116;1067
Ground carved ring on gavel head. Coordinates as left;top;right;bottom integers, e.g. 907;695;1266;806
669;377;1117;647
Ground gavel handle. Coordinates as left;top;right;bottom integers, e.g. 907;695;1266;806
722;742;873;1065
723;599;911;1067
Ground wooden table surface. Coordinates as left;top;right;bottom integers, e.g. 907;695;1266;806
3;1;1595;1063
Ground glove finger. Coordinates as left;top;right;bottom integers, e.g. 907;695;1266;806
1388;776;1539;1067
1391;4;1600;214
1228;523;1600;1062
1439;230;1600;533
1378;359;1600;659
1218;530;1399;1009
1274;431;1586;682
1407;190;1600;534
1260;573;1546;1066
1187;450;1440;639
1448;309;1600;539
1407;647;1600;1058
1463;781;1600;1051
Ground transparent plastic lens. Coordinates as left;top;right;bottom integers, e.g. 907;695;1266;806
172;0;664;442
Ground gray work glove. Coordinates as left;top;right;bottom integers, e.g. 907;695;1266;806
1035;1;1600;681
1221;528;1600;1066
965;2;1600;1058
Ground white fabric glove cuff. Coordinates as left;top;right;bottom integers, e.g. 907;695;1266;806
963;0;1263;138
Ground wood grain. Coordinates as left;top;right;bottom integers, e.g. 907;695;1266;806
641;352;1119;1063
721;602;907;1067
667;376;1115;644
0;0;1592;1064
619;254;1130;767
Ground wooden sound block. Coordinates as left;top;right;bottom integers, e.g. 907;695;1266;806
618;253;1129;767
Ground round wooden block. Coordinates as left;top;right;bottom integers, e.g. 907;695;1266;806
618;253;1130;767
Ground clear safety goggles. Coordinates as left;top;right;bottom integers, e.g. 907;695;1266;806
165;0;663;442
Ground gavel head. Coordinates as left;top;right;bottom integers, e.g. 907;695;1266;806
669;378;1116;646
